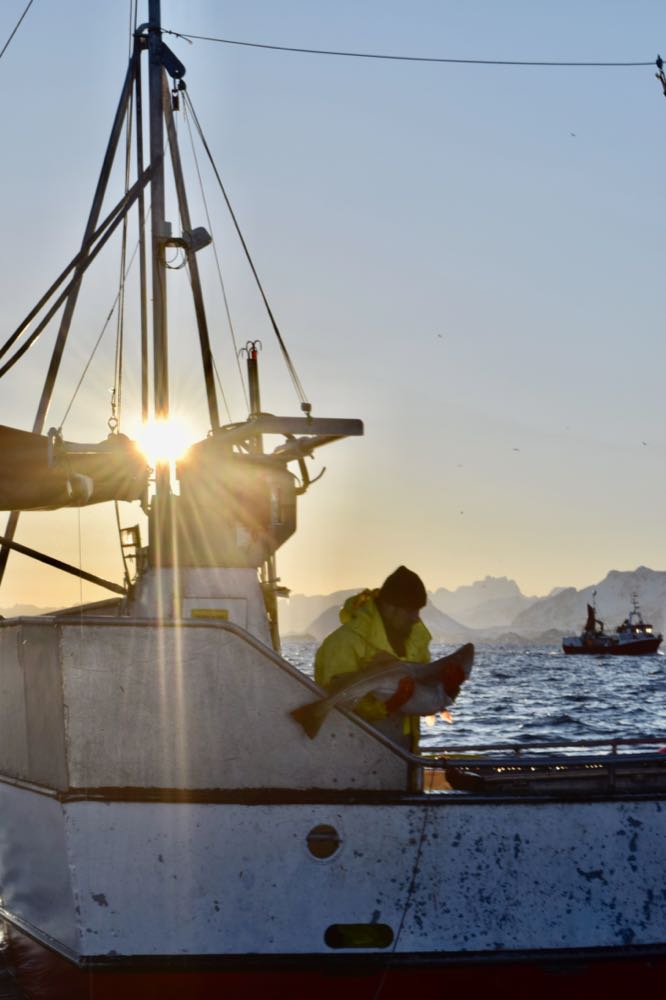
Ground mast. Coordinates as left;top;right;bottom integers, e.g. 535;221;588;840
0;50;139;587
147;0;170;504
0;1;363;609
134;40;149;423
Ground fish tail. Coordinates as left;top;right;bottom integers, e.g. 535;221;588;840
290;700;329;740
440;662;464;698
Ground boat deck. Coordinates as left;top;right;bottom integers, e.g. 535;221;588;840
423;736;666;796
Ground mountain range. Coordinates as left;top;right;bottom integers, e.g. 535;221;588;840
303;600;473;645
0;603;57;619
280;567;666;646
3;567;664;647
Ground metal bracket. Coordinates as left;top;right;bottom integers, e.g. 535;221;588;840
158;41;186;81
136;23;186;79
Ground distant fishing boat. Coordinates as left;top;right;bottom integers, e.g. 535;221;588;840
562;594;663;655
1;4;666;998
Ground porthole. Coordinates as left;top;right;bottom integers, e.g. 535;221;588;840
306;823;341;859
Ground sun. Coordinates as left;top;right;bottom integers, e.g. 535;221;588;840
133;417;195;467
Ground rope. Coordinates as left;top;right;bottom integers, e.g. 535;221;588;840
0;0;35;63
184;91;310;410
163;29;655;69
183;99;247;419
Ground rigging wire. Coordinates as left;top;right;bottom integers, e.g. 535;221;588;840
183;90;310;410
183;98;248;420
0;0;35;63
58;230;146;428
0;171;152;378
110;2;138;435
57;139;163;426
111;0;142;594
163;29;656;69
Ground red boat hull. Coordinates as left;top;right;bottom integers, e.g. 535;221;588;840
562;639;661;656
4;921;666;1000
562;638;662;654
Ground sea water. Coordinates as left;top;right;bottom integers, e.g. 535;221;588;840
282;640;666;750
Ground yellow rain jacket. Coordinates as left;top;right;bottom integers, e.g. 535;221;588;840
314;589;432;731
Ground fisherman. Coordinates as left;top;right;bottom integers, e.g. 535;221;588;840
314;566;463;749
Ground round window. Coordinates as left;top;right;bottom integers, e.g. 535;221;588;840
306;823;341;859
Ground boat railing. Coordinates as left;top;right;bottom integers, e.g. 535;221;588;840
423;734;666;761
420;735;666;795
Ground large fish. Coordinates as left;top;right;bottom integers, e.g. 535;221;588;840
291;642;474;739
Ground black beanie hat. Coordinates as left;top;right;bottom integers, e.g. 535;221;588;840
378;566;427;611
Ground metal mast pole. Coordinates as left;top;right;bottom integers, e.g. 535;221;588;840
134;38;149;423
148;0;169;504
163;77;220;432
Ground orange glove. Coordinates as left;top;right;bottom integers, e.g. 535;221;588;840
384;675;416;714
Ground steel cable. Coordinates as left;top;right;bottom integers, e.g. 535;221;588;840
183;98;248;420
164;29;655;69
0;0;35;63
184;91;310;409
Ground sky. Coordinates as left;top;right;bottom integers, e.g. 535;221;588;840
0;0;665;607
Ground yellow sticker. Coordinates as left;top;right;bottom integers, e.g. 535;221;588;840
190;608;229;620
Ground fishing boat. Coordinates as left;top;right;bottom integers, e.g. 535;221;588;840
0;5;665;999
562;595;663;655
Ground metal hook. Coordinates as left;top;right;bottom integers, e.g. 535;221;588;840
240;340;263;358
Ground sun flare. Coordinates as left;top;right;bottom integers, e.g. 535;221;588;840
133;418;194;467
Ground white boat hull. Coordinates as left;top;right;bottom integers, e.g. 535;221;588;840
1;783;665;960
1;606;666;996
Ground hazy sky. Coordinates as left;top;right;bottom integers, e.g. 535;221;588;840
0;0;665;607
